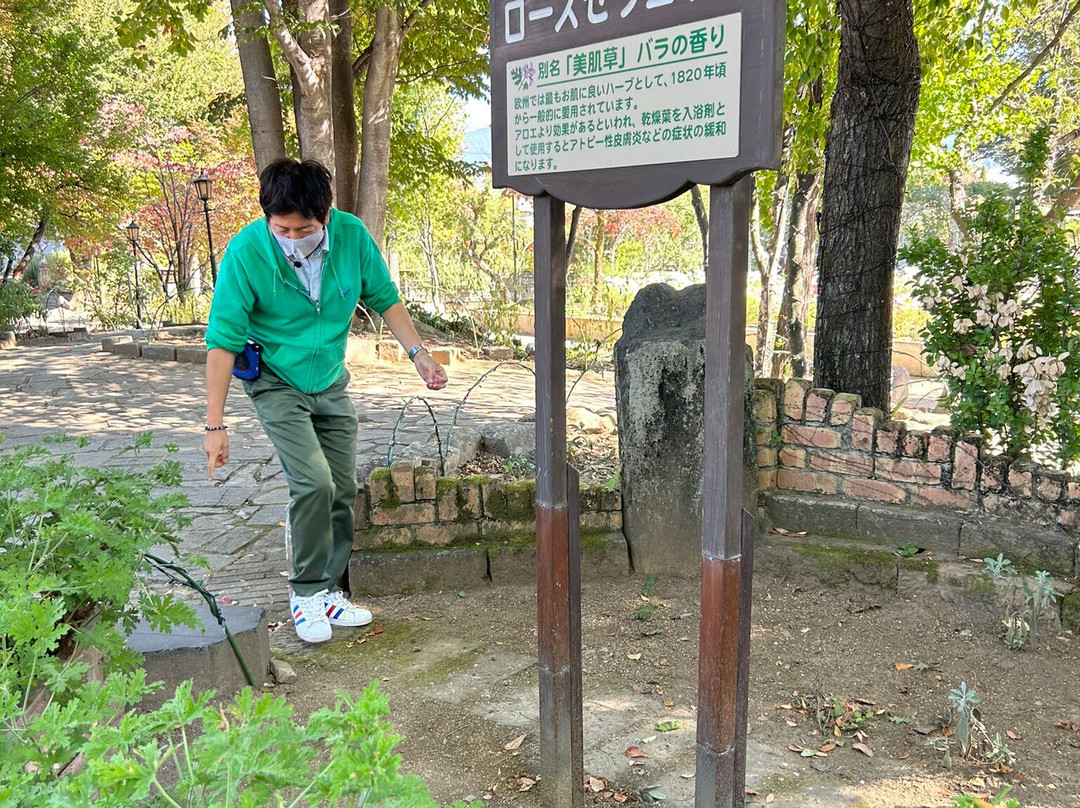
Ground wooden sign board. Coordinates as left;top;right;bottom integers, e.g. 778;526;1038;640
490;0;784;209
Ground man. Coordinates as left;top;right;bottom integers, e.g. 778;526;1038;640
204;158;447;643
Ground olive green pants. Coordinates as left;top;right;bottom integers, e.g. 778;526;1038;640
244;368;356;597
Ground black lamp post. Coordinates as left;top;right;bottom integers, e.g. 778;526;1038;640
125;220;144;329
193;170;218;286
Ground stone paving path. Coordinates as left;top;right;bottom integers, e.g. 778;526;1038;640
0;336;616;613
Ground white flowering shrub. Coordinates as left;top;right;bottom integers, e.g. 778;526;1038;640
903;140;1080;466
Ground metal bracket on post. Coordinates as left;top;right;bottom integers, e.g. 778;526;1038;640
695;176;753;808
534;193;584;808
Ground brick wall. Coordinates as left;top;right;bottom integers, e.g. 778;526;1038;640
355;462;622;549
755;378;1080;535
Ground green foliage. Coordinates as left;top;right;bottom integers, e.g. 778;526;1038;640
0;280;41;332
952;789;1021;807
896;542;921;559
904;134;1080;466
0;438;476;807
983;554;1060;649
944;682;1015;770
0;436;196;695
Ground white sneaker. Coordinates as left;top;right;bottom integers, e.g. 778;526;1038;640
323;590;373;627
290;590;332;643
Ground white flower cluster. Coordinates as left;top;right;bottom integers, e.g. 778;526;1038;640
929;274;1070;421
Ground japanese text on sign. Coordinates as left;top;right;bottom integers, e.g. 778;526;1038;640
506;14;741;176
502;0;700;46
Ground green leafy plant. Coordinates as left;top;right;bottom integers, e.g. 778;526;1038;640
945;682;1015;770
26;681;478;808
896;542;920;558
500;451;536;479
904;127;1080;467
0;435;197;697
0;437;477;808
0;279;41;332
631;602;656;621
952;789;1020;807
983;554;1060;649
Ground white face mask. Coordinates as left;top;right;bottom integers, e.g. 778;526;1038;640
273;227;325;257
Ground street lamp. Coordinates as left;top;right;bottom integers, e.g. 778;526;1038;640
125;220;144;329
193;170;218;286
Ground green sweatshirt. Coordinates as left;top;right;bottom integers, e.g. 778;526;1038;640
206;208;400;394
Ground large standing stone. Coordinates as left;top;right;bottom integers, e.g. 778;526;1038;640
615;284;756;577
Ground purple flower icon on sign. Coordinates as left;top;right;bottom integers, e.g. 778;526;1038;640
511;62;536;91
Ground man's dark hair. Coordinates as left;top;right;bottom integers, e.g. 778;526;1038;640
259;159;333;222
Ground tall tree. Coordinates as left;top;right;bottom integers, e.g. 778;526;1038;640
812;0;921;410
230;0;288;171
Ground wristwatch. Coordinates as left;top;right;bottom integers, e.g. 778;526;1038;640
408;344;427;361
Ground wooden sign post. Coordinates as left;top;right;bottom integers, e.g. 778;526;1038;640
489;1;784;804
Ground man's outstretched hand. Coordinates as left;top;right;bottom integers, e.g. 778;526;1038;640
414;353;448;390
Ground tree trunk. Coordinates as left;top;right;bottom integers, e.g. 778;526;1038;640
230;0;287;172
266;0;336;176
330;0;359;212
566;205;583;257
12;218;47;282
812;0;920;410
760;176;791;378
776;172;818;379
689;185;709;269
591;210;604;307
357;5;402;246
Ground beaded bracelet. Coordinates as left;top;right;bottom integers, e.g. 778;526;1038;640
204;425;228;432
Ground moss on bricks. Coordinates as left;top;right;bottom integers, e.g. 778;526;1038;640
504;480;535;520
369;467;401;509
436;477;461;494
1062;591;1080;632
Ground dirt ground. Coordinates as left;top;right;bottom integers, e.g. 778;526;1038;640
267;547;1080;808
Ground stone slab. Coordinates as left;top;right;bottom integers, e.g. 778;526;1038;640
959;520;1078;578
101;336;133;351
856;504;963;555
141;344;178;362
763;491;858;537
126;603;271;709
113;342;142;357
176;346;207;364
349;548;489;596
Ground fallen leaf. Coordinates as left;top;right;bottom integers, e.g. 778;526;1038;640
641;735;656;743
517;777;535;792
1006;730;1022;740
372;627;384;635
587;776;606;792
766;794;775;804
785;719;797;727
788;744;804;753
657;720;682;732
681;772;694;779
854;698;877;706
1053;721;1080;731
663;700;675;708
627;652;642;661
745;789;759;796
626;746;650;758
852;743;874;758
613;794;628;804
819;743;836;753
504;734;526;751
894;662;913;671
772;527;808;536
897;752;910;760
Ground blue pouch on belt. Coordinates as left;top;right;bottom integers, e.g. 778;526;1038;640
232;340;262;381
